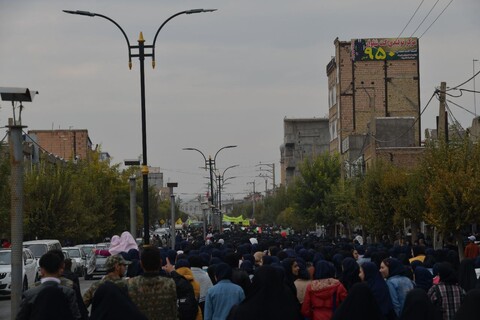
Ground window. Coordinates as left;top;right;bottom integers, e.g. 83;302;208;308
329;84;337;108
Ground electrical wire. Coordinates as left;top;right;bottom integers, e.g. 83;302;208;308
0;131;8;144
396;0;425;39
409;0;441;38
370;91;437;143
448;70;480;91
446;98;477;116
419;0;455;39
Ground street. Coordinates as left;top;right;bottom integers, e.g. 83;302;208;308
0;277;94;320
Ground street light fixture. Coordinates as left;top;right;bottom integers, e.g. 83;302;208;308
182;145;237;231
64;8;216;244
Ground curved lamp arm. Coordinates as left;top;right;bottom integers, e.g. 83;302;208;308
151;8;217;68
183;147;207;169
63;10;133;68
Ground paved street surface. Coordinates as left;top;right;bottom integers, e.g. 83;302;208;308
0;277;94;320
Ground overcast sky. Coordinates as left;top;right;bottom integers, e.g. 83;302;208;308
1;0;479;201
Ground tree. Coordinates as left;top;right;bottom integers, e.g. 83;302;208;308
323;177;360;238
422;137;480;257
292;152;341;228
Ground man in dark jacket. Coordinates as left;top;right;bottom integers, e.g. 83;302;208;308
16;251;81;320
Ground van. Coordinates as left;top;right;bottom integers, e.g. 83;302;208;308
23;240;62;281
23;240;62;259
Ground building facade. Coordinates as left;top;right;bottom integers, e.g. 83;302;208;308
280;118;330;186
327;37;421;174
27;129;93;161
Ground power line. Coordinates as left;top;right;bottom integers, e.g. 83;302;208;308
370;91;437;143
410;0;441;38
448;70;480;91
446;98;477;116
419;0;455;39
396;0;425;39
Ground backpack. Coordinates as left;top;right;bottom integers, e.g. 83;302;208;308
171;272;199;320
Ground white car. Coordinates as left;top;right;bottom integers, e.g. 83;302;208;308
0;248;37;296
63;247;87;276
62;250;78;276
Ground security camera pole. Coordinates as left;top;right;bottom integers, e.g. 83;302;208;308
0;87;38;317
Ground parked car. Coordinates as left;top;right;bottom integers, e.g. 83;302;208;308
62;249;78;276
84;242;110;280
23;239;62;281
0;248;37;296
63;247;87;276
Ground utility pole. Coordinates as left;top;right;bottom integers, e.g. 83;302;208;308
437;82;448;142
247;181;256;219
256;162;275;194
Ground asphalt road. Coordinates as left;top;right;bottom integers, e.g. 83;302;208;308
0;276;97;320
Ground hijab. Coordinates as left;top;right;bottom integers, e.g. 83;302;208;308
414;266;433;292
314;260;336;280
457;258;477;292
400;288;442;320
109;231;138;255
229;265;302;320
361;262;394;317
331;282;383;320
340;257;361;291
454;288;480;320
385;258;406;278
90;282;147;320
437;262;458;285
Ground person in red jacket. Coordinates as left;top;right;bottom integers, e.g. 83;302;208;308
464;236;479;259
301;260;348;320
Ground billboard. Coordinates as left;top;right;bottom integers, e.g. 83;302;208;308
351;38;418;61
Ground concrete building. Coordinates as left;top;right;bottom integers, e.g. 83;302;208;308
280;117;330;186
327;37;421;174
27;129;93;161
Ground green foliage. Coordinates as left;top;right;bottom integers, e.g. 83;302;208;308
292;152;341;226
0;145;11;238
422;138;480;234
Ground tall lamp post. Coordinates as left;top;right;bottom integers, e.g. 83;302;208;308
64;8;216;244
183;145;237;230
215;164;238;218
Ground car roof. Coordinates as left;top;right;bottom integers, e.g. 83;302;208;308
63;247;81;250
23;240;61;245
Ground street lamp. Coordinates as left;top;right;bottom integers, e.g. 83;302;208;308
183;145;237;230
64;8;216;244
215;164;239;211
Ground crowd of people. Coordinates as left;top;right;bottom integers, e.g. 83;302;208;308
15;228;480;320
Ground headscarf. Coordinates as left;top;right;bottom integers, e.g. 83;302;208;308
90;281;147;320
331;282;383;320
457;258;477;292
437;262;458;285
340;257;361;291
384;258;405;278
361;262;394;317
414;266;434;292
229;265;302;320
109;231;138;255
314;260;335;280
400;288;442;320
454;288;480;320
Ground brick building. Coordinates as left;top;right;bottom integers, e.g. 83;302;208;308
27;129;93;161
280;117;330;186
327;37;421;175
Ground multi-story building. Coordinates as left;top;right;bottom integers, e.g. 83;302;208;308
27;129;93;161
280;118;330;186
327;37;421;175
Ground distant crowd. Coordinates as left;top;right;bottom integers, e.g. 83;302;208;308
15;228;480;320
